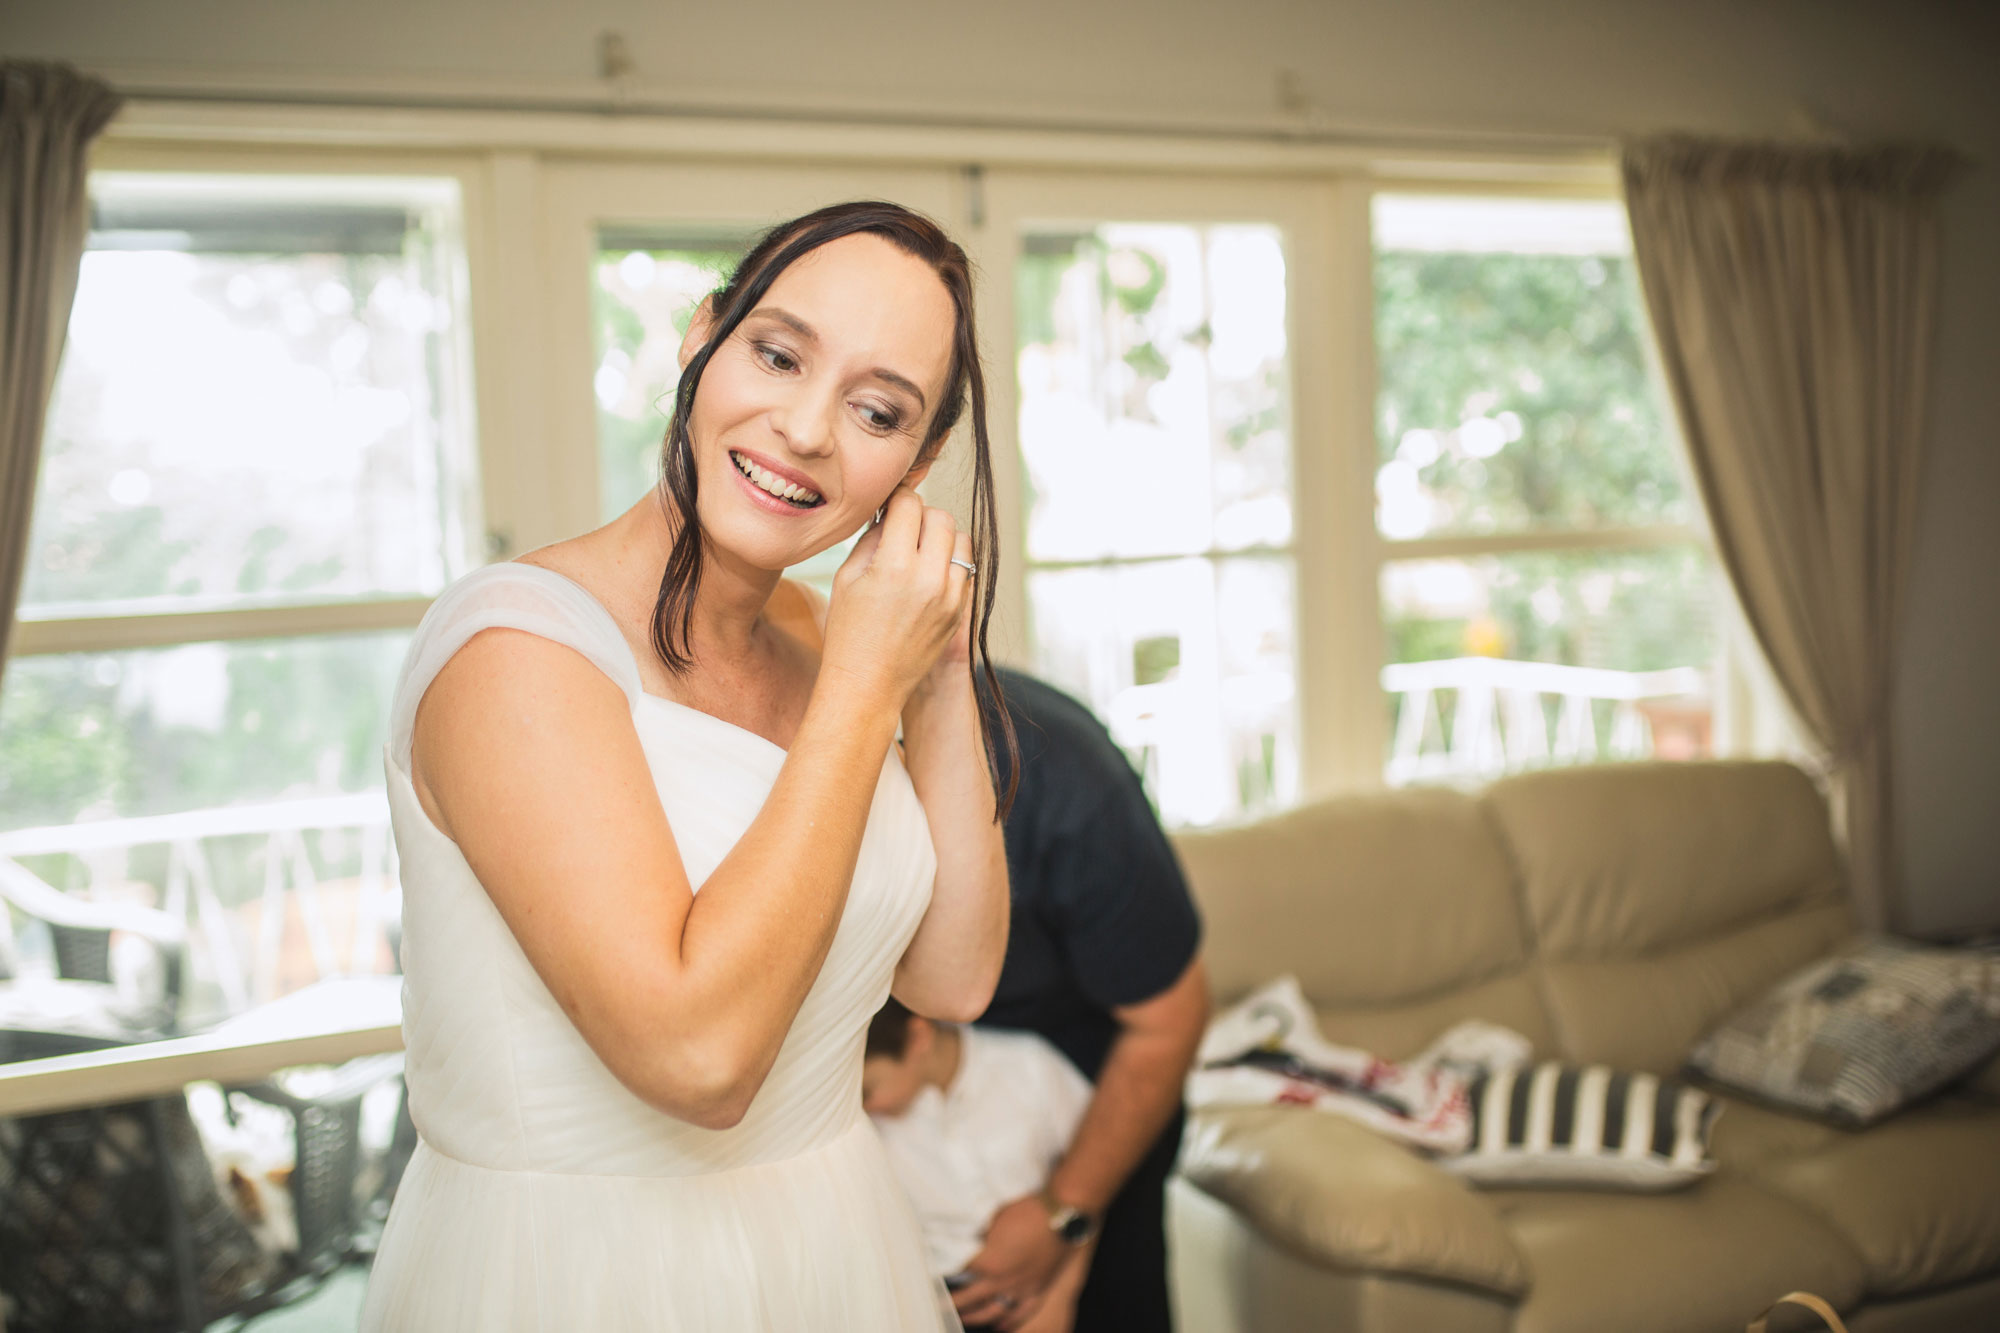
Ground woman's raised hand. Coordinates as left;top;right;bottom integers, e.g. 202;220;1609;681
822;484;975;708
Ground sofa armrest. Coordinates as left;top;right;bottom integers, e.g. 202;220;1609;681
1963;1048;2000;1104
1177;1106;1531;1299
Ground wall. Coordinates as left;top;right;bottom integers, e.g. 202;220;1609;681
5;0;1997;934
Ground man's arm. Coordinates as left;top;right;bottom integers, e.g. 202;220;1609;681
1047;953;1208;1215
952;956;1208;1327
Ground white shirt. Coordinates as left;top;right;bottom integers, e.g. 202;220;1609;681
870;1025;1095;1277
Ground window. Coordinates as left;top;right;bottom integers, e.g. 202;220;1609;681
1013;222;1298;827
589;227;859;594
0;171;477;1018
592;230;746;526
23;174;476;618
0;132;1761;1016
1370;195;1717;785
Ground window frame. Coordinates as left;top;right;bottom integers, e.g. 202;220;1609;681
7;104;1772;823
966;170;1347;814
1357;177;1733;784
11;139;499;660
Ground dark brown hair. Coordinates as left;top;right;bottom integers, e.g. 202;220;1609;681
865;997;916;1060
649;201;1017;818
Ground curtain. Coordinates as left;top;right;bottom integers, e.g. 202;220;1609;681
1621;135;1962;929
0;62;122;683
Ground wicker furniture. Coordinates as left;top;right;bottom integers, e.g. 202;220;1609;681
0;978;406;1331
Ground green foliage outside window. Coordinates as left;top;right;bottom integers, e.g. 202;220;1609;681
1374;250;1688;534
1375;247;1711;677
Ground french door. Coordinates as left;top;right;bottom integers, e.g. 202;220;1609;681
530;159;1356;819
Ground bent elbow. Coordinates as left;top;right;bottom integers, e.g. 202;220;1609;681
921;975;999;1026
674;1088;754;1132
627;1040;764;1131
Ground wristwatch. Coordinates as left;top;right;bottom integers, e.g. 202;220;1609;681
1038;1186;1098;1247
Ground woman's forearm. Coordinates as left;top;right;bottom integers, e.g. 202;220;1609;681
892;670;1010;1019
645;672;907;1120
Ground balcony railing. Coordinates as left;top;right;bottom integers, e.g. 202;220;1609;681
1382;656;1707;787
0;793;398;1021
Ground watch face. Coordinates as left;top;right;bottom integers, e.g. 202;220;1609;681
1057;1212;1093;1245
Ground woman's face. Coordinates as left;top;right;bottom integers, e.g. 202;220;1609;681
679;232;957;573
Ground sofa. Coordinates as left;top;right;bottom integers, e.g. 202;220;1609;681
1164;761;2000;1333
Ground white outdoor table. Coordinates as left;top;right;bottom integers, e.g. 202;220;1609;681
0;975;405;1117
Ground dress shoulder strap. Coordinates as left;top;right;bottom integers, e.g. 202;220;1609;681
387;562;644;770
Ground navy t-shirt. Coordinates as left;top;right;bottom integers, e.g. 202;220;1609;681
975;668;1203;1080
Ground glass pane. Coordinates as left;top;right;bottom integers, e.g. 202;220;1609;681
1380;546;1716;785
0;632;409;1021
1016;223;1292;562
593;234;746;522
1372;196;1691;539
0;630;409;833
22;174;477;618
1028;556;1296;827
591;231;855;590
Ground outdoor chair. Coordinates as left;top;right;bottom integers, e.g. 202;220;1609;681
0;866;412;1331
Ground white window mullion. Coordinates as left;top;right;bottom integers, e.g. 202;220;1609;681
468;148;578;559
10;600;435;658
1295;177;1389;798
958;184;1032;669
1381;524;1700;563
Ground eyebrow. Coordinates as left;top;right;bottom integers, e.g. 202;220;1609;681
750;306;929;413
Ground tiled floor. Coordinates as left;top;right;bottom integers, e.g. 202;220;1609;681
233;1266;368;1332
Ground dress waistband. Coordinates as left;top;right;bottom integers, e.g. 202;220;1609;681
414;1107;874;1182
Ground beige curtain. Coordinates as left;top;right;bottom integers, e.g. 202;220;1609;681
0;62;121;683
1621;135;1961;929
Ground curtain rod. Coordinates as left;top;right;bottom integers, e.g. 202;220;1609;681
89;64;1615;160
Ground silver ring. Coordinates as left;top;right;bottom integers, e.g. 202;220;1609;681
950;557;977;577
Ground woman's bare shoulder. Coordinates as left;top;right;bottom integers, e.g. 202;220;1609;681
509;535;652;645
511;533;604;591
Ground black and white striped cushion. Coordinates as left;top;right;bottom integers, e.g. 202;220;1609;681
1442;1063;1721;1190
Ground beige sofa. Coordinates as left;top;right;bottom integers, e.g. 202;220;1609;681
1165;762;2000;1333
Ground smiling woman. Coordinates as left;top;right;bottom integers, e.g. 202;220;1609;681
362;201;1014;1332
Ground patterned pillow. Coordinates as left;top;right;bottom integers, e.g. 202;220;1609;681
1687;935;2000;1127
1440;1062;1720;1191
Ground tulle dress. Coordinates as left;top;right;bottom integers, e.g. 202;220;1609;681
361;562;958;1331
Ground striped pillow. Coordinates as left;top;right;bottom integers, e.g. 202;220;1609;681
1440;1063;1721;1191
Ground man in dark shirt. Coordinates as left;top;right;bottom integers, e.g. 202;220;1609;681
950;668;1208;1333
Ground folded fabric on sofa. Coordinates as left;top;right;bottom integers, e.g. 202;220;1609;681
1188;974;1532;1153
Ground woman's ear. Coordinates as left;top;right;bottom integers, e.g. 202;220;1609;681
902;459;934;492
677;295;718;371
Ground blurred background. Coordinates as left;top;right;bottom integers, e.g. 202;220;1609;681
0;2;1995;1326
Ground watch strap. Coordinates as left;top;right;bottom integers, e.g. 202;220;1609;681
1038;1186;1097;1245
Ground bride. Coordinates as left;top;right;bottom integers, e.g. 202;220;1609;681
362;201;1014;1331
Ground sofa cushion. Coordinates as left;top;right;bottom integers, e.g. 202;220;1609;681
1490;1176;1866;1333
1742;1096;2000;1296
1177;1105;1532;1298
1689;936;2000;1126
1964;1050;2000;1104
1705;1096;1842;1171
1315;972;1560;1065
1536;902;1855;1074
1444;1063;1720;1191
1485;761;1848;958
1172;785;1534;1010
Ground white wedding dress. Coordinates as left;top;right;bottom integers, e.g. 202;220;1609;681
362;562;958;1331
